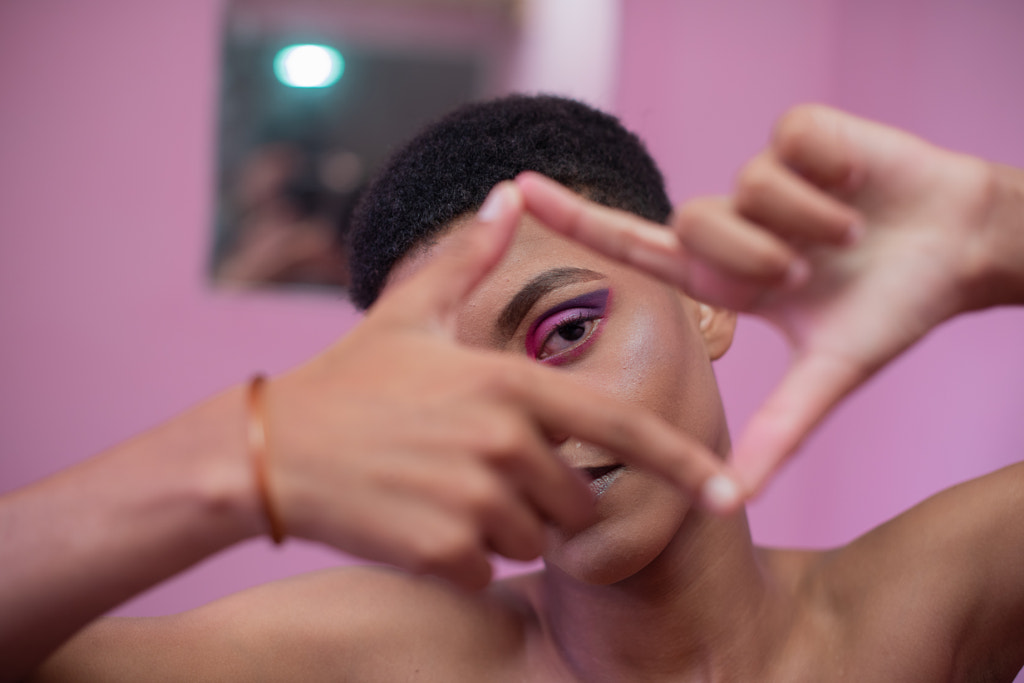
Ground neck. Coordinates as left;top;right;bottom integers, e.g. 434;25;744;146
539;509;793;682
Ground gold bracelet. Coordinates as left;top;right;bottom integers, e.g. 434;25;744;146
247;375;286;545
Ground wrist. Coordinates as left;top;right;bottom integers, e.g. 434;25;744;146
985;163;1024;305
150;385;267;549
963;161;1024;310
257;362;345;546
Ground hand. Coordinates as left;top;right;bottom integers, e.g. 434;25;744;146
264;183;737;589
517;105;1015;496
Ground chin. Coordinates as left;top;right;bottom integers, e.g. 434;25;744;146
546;544;659;586
543;475;691;586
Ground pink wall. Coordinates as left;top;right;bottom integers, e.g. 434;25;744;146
1;0;1023;621
616;0;1024;548
0;0;350;614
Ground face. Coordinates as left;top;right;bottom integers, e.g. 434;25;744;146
392;215;735;585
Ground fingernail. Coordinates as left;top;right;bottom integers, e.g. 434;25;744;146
785;258;811;289
643;227;679;251
701;474;740;513
477;184;508;222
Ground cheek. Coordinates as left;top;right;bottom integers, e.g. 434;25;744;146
583;300;723;445
609;304;698;406
613;306;660;401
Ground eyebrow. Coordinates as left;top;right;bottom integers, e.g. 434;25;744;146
496;267;606;340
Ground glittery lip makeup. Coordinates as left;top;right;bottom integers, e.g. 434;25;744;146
584;464;625;497
525;289;611;365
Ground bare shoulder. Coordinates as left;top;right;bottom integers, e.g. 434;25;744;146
766;462;1024;682
37;566;534;682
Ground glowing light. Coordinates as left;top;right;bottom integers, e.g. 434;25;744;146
274;44;344;88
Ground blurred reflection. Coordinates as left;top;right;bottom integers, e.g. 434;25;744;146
215;142;353;288
212;0;519;292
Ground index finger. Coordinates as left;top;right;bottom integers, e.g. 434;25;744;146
515;172;799;310
516;171;693;288
510;361;743;514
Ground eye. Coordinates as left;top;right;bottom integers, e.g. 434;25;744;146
523;288;611;365
536;312;600;361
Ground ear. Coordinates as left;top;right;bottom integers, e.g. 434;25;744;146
697;303;737;360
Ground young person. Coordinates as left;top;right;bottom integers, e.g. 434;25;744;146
13;95;1024;681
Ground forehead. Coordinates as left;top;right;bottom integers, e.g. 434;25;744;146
387;213;675;346
460;219;601;339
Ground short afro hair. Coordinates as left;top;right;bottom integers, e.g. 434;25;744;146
347;94;672;309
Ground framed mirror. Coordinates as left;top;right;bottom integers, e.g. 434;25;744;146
210;0;520;293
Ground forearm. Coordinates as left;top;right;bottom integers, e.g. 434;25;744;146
0;387;261;682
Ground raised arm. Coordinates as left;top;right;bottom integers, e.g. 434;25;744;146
0;387;258;681
517;105;1024;495
3;184;738;681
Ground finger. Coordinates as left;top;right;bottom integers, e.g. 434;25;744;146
772;104;863;193
517;169;680;251
508;363;743;514
518;172;811;308
672;197;809;288
399;506;495;590
729;351;865;496
384;181;523;323
734;151;862;244
341;498;494;590
478;481;549;562
411;453;550;562
678;258;784;311
516;170;690;277
391;403;595;535
501;429;596;534
452;401;598;532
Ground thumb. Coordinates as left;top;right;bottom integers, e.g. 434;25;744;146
730;351;864;496
389;182;523;324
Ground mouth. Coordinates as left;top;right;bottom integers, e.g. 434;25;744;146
581;464;625;497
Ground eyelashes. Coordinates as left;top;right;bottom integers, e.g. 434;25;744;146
525;289;611;365
534;310;600;361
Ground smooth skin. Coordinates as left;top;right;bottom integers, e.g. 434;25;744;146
516;104;1024;493
36;190;1024;681
13;105;1024;681
2;186;735;682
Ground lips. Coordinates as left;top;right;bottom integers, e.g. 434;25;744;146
580;464;624;497
582;464;622;480
564;438;624;497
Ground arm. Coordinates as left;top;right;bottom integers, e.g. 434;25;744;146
0;389;258;682
32;567;525;682
516;105;1024;495
4;183;737;681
